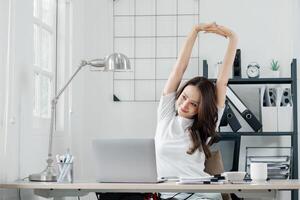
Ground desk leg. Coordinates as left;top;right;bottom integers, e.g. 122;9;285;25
234;190;277;199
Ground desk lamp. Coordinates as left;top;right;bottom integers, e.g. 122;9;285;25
29;53;131;182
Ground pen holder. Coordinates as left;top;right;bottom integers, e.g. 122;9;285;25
57;162;74;183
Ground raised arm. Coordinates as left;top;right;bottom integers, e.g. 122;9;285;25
205;25;238;108
163;23;217;95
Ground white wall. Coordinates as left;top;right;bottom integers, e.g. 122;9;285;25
69;0;158;183
199;0;293;78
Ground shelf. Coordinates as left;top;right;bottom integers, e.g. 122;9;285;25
208;60;298;199
114;14;199;17
218;132;293;138
112;78;292;83
209;78;292;84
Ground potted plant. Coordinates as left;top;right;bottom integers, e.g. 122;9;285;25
270;59;280;77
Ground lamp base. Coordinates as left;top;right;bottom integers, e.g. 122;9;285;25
29;165;58;182
29;173;57;182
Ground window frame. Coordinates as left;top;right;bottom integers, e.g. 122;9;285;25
32;0;57;120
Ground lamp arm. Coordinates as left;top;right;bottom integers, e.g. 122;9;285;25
47;60;88;160
53;60;88;103
29;53;129;182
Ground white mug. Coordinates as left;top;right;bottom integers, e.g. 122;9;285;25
250;163;268;180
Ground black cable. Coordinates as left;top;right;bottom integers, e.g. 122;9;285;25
166;193;194;200
183;193;194;200
166;192;180;200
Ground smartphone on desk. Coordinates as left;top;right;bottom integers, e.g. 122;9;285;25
161;176;179;182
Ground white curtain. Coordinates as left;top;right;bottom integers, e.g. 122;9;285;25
0;0;38;199
0;0;15;183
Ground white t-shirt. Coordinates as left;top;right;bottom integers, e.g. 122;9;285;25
155;92;225;178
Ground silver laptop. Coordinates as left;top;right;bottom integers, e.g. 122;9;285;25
92;138;163;183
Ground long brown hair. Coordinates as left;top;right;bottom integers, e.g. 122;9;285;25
176;76;218;159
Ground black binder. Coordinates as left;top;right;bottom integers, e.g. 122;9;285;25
219;101;242;132
226;86;262;132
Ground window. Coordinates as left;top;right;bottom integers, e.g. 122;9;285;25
33;0;57;118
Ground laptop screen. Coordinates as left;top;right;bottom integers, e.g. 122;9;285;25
92;138;159;183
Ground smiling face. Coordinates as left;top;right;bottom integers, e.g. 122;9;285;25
176;85;201;119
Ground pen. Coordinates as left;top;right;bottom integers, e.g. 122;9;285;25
58;155;74;182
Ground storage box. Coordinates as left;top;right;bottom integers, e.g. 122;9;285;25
260;86;293;132
261;106;293;132
261;106;278;132
277;106;293;132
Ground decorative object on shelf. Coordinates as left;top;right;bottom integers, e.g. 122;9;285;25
233;49;241;78
214;61;222;78
246;62;260;78
270;59;280;77
28;53;131;182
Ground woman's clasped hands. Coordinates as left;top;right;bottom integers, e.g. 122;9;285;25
194;22;237;39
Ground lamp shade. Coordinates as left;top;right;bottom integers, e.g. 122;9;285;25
105;53;131;71
87;53;131;71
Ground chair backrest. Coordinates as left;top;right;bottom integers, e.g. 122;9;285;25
204;150;224;175
204;150;232;200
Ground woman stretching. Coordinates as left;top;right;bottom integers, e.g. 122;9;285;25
155;22;238;200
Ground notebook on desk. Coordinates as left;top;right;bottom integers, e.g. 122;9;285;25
92;138;164;183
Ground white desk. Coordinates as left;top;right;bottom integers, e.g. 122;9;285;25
1;180;300;199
